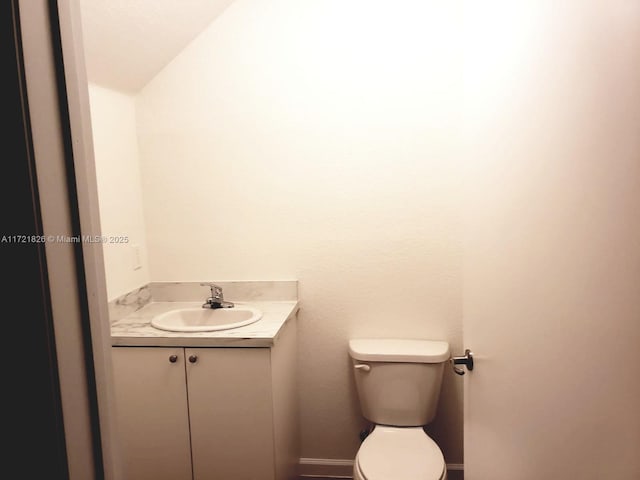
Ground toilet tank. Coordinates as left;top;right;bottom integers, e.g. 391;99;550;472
349;339;450;427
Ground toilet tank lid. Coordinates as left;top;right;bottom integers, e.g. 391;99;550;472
349;339;450;363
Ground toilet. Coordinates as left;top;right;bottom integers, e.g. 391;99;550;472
349;338;450;480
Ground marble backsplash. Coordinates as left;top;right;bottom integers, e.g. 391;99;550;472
108;284;153;323
108;280;298;324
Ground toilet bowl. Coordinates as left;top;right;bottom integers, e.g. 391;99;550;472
353;426;447;480
348;339;450;480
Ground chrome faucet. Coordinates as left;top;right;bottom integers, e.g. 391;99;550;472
200;283;234;309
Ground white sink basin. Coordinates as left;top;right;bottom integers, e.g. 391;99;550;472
151;306;262;332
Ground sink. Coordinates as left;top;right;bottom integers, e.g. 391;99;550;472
150;306;262;332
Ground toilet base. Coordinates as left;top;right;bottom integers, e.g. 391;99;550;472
353;451;448;480
353;426;447;480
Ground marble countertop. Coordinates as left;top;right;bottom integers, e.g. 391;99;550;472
111;300;299;348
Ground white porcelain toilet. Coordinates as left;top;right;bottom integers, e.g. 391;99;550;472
349;338;450;480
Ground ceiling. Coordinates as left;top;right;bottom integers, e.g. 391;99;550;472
79;0;236;93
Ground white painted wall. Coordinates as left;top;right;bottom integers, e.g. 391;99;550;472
89;84;149;300
136;0;463;463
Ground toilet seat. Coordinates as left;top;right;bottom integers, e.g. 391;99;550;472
356;426;446;480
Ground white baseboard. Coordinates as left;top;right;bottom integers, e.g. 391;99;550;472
299;458;464;478
299;458;354;477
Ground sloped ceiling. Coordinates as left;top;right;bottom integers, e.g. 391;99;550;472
79;0;236;93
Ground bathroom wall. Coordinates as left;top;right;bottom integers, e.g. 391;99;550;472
89;84;149;300
135;0;463;464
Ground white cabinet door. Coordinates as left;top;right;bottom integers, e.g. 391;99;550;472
186;347;275;480
462;1;640;478
111;347;192;480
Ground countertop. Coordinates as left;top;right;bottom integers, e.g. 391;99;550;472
111;300;299;348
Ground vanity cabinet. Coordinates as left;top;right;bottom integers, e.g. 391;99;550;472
111;346;192;480
111;320;298;480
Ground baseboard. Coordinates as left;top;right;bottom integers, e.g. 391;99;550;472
299;458;464;479
299;458;354;477
446;464;465;480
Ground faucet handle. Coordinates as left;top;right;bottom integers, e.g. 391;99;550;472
200;282;223;298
